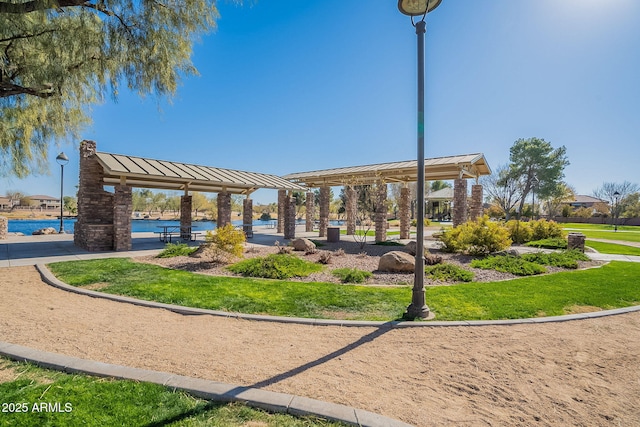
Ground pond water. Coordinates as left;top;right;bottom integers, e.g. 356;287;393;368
8;218;344;235
8;218;219;235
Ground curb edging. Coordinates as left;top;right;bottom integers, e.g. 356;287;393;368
0;341;413;427
36;264;640;327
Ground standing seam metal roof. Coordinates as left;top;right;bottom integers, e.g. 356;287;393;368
282;153;492;187
94;152;306;194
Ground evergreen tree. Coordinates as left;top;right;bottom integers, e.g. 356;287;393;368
507;137;569;216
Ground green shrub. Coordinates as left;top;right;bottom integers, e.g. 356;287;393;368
202;224;245;262
438;216;512;255
471;255;547;276
227;254;322;279
259;212;272;221
529;219;566;241
410;218;431;227
525;238;568;249
157;243;197;258
332;268;373;283
521;250;590;269
374;241;404;246
505;220;533;244
425;263;474;282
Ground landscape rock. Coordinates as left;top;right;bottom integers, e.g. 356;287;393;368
32;227;58;235
292;238;316;252
405;241;417;255
378;251;415;273
425;253;443;265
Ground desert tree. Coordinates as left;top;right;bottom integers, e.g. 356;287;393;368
1;0;228;177
593;181;639;224
480;164;522;220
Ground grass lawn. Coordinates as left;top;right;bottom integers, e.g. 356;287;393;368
48;259;640;322
586;240;640;256
562;223;640;243
562;223;639;231
48;258;409;321
0;359;343;427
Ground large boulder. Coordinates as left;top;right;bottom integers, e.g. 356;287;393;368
291;238;316;252
378;251;415;273
32;227;58;235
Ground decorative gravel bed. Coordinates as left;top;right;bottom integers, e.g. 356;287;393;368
137;239;601;286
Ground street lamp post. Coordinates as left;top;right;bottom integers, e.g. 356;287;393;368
613;191;620;232
398;0;442;320
56;152;69;234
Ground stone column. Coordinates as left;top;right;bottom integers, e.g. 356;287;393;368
74;140;115;251
400;186;411;239
0;216;7;240
277;189;286;233
568;232;586;252
113;185;133;251
374;182;387;243
346;185;356;235
217;191;231;228
284;193;296;239
305;191;315;232
180;195;192;238
243;197;253;237
469;184;484;221
113;185;132;251
453;178;468;227
319;186;330;237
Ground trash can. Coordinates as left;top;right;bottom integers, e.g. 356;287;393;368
567;232;586;252
327;227;340;243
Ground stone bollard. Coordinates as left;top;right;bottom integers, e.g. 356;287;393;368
0;216;7;240
567;232;586;252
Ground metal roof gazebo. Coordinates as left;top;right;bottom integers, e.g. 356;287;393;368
282;153;491;242
74;141;306;252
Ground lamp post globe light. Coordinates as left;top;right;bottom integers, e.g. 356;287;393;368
398;0;442;320
613;191;620;232
56;152;69;234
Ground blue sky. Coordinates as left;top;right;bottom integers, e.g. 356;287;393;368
2;0;639;204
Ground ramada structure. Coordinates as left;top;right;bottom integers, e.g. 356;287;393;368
283;153;491;242
74;140;491;251
74;140;306;251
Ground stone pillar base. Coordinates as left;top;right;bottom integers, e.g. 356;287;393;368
400;187;410;239
217;192;231;228
453;178;468;227
284;194;296;239
243;198;253;237
374;182;387;243
346;186;356;235
305;191;315;232
319;187;330;237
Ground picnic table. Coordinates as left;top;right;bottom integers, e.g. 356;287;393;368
235;223;254;238
155;225;201;243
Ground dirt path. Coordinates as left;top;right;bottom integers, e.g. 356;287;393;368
1;266;639;426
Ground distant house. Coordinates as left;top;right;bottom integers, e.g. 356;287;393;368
568;195;607;209
28;195;61;210
0;196;10;210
